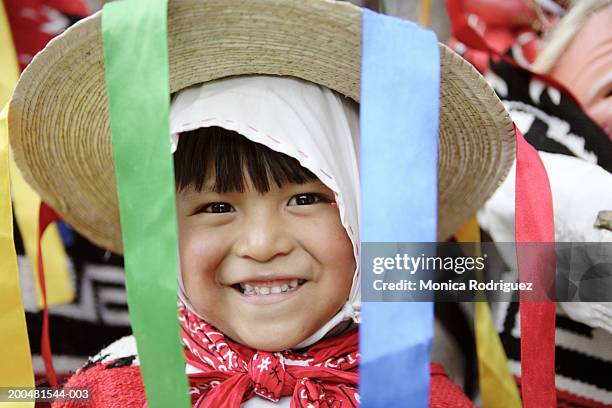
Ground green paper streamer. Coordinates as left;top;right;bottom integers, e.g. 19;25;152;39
102;1;190;406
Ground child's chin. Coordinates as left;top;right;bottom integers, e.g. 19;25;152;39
233;325;311;352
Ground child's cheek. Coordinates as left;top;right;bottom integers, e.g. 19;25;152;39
178;226;226;302
314;209;355;254
298;209;355;286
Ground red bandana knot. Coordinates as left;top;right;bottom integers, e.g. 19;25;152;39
298;378;329;407
248;352;287;401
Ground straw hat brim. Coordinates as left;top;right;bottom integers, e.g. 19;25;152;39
9;0;515;255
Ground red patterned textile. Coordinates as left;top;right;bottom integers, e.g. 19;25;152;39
179;302;359;407
53;303;475;407
3;0;89;70
445;0;541;73
53;359;475;407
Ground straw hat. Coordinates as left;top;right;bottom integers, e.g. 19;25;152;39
8;0;515;254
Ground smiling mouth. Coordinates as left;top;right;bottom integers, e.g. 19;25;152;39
233;279;307;296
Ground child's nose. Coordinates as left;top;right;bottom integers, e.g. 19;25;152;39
233;215;293;262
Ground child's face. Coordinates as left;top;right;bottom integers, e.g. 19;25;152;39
176;176;355;351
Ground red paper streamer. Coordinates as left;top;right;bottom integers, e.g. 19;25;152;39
37;201;61;387
515;127;556;408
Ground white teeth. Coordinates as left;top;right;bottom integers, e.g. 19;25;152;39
239;280;305;295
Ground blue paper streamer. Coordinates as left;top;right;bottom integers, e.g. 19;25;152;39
360;9;440;408
56;221;74;247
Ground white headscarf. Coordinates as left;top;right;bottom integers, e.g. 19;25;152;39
170;75;361;348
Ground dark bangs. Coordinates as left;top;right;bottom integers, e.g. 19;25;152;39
174;126;317;193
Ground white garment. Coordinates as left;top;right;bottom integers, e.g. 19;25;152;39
478;151;612;333
169;75;361;347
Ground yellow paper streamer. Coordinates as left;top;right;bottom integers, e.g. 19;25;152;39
0;0;73;310
418;0;432;27
455;217;522;408
1;105;35;407
10;158;74;309
1;5;46;405
0;4;18;105
1;3;34;406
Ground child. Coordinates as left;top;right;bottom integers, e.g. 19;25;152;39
7;1;516;406
52;74;478;407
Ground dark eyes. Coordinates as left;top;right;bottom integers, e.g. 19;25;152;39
195;193;329;215
200;202;235;214
287;193;326;206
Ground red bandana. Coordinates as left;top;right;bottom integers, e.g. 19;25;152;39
179;302;359;407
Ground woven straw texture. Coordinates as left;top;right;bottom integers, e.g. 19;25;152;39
9;0;515;254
